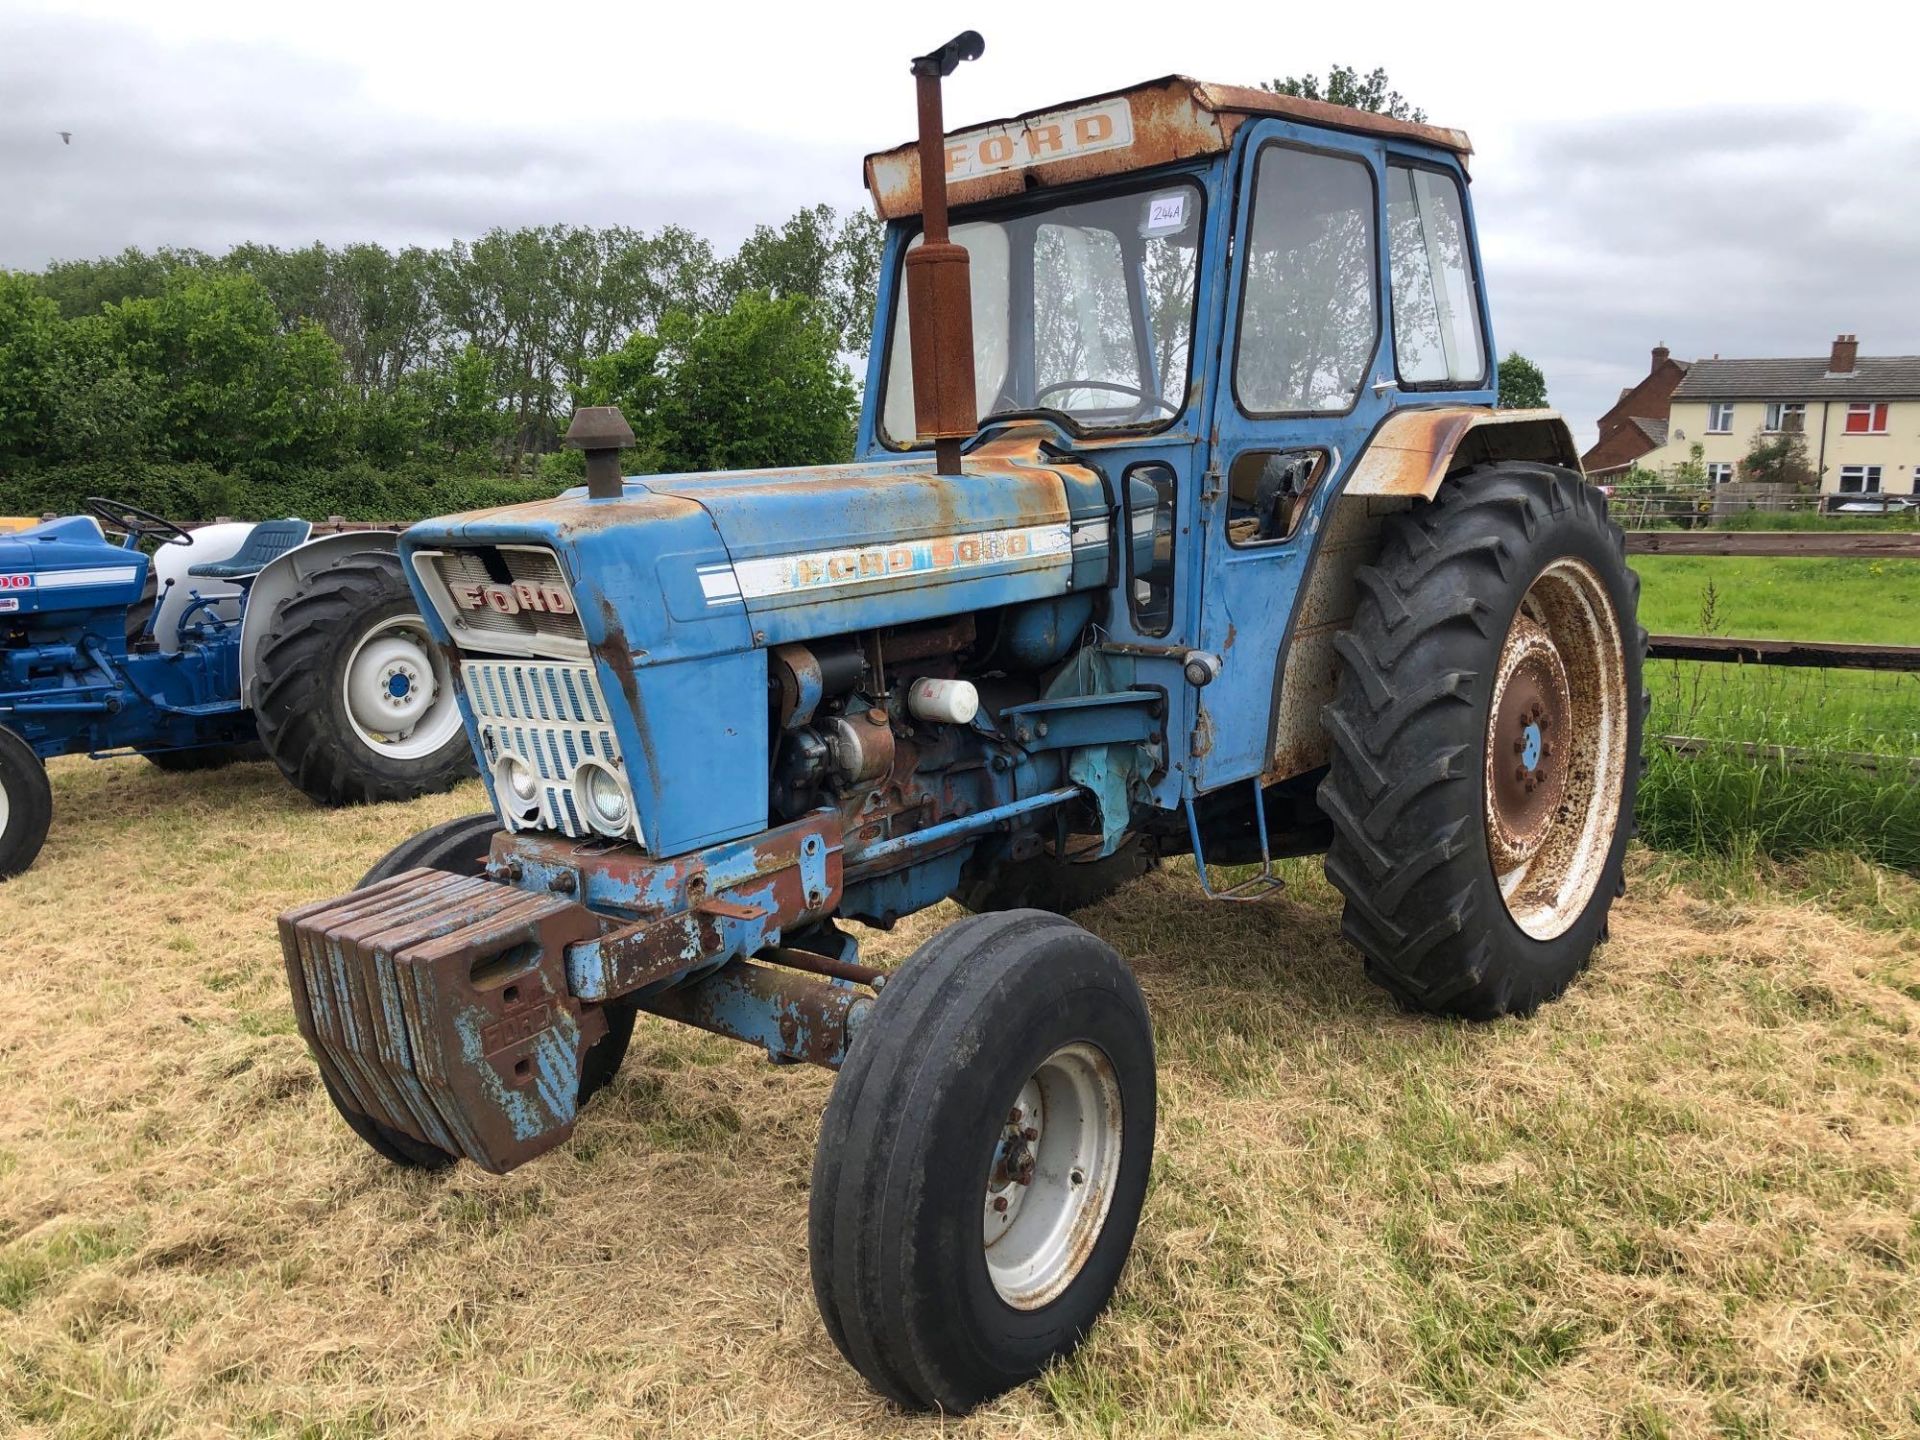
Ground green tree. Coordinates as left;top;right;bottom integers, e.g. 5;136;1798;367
0;272;64;459
1740;428;1817;488
590;293;856;475
1496;352;1548;410
102;271;352;467
1261;65;1427;121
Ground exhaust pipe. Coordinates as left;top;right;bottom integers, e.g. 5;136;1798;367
566;405;636;501
905;31;984;476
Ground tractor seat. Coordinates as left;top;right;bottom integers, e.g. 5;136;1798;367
186;519;312;581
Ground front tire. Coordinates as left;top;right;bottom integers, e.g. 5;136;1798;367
1318;464;1644;1019
809;911;1155;1412
253;551;473;808
0;728;53;880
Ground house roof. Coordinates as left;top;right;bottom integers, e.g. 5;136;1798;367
1631;417;1669;447
1674;356;1920;401
864;75;1472;220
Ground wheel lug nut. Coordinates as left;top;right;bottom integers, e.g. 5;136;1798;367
992;1196;1008;1213
1021;1127;1038;1141
1514;766;1526;782
1007;1108;1022;1125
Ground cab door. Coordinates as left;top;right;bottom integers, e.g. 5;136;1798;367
1190;123;1395;790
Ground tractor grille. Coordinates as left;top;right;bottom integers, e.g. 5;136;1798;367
462;658;631;841
418;546;588;658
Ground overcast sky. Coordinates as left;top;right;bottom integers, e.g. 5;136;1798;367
4;0;1917;448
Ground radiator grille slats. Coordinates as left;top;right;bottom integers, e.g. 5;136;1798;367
462;659;629;841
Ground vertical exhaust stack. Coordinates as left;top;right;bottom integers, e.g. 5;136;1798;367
906;31;984;476
566;405;636;500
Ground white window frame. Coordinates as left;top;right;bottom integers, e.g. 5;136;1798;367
1844;402;1889;435
1838;464;1883;493
1763;402;1805;432
1706;402;1735;433
1706;462;1735;484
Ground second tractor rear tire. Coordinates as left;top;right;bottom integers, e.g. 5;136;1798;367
253;551;473;808
1318;463;1644;1020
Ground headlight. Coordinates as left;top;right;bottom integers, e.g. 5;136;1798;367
492;753;540;819
574;759;633;838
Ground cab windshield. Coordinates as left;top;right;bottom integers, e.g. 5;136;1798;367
880;178;1202;444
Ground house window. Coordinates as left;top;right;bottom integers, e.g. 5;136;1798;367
1839;465;1882;493
1763;402;1805;432
1706;402;1734;433
1706;462;1735;484
1843;403;1889;434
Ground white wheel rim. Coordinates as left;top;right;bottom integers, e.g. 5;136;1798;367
342;617;462;761
1483;557;1629;940
983;1041;1124;1310
0;770;10;837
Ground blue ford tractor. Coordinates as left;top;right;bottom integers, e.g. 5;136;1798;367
0;499;473;877
280;37;1644;1411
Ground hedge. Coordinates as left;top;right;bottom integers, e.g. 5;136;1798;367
1;460;560;524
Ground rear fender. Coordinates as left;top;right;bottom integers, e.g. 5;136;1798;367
1341;406;1581;499
238;531;400;704
1263;407;1582;782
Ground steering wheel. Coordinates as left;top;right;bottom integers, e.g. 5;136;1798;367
1032;379;1179;421
85;497;192;548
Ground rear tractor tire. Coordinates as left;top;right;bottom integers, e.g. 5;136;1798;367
320;812;636;1170
0;727;53;880
809;910;1155;1412
253;551;474;807
1318;463;1645;1020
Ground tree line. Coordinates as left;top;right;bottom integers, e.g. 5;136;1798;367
0;207;880;517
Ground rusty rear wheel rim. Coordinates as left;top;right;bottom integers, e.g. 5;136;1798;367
1483;557;1628;941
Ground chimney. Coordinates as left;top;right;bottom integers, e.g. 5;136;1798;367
1829;334;1858;375
1651;343;1670;372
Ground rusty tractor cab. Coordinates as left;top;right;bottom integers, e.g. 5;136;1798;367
281;35;1642;1413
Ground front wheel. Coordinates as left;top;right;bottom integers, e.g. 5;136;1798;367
808;911;1155;1412
0;728;53;880
1318;463;1645;1019
252;551;473;807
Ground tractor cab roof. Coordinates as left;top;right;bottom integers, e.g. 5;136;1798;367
863;74;1473;221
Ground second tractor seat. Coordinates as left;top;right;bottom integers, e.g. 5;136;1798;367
186;519;313;581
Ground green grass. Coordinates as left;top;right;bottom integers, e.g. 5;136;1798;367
1630;556;1920;870
1632;556;1916;644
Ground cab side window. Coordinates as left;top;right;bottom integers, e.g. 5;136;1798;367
1386;164;1486;387
1234;146;1378;415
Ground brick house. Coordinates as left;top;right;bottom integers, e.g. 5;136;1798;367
1629;335;1920;499
1581;344;1692;479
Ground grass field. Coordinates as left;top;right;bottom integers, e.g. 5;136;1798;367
1630;556;1920;870
4;760;1919;1438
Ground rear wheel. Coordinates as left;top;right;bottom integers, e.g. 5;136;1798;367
1318;463;1644;1019
809;910;1155;1412
253;551;472;807
0;728;53;880
322;812;635;1168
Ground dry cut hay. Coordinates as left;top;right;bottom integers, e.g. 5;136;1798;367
2;756;1916;1438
